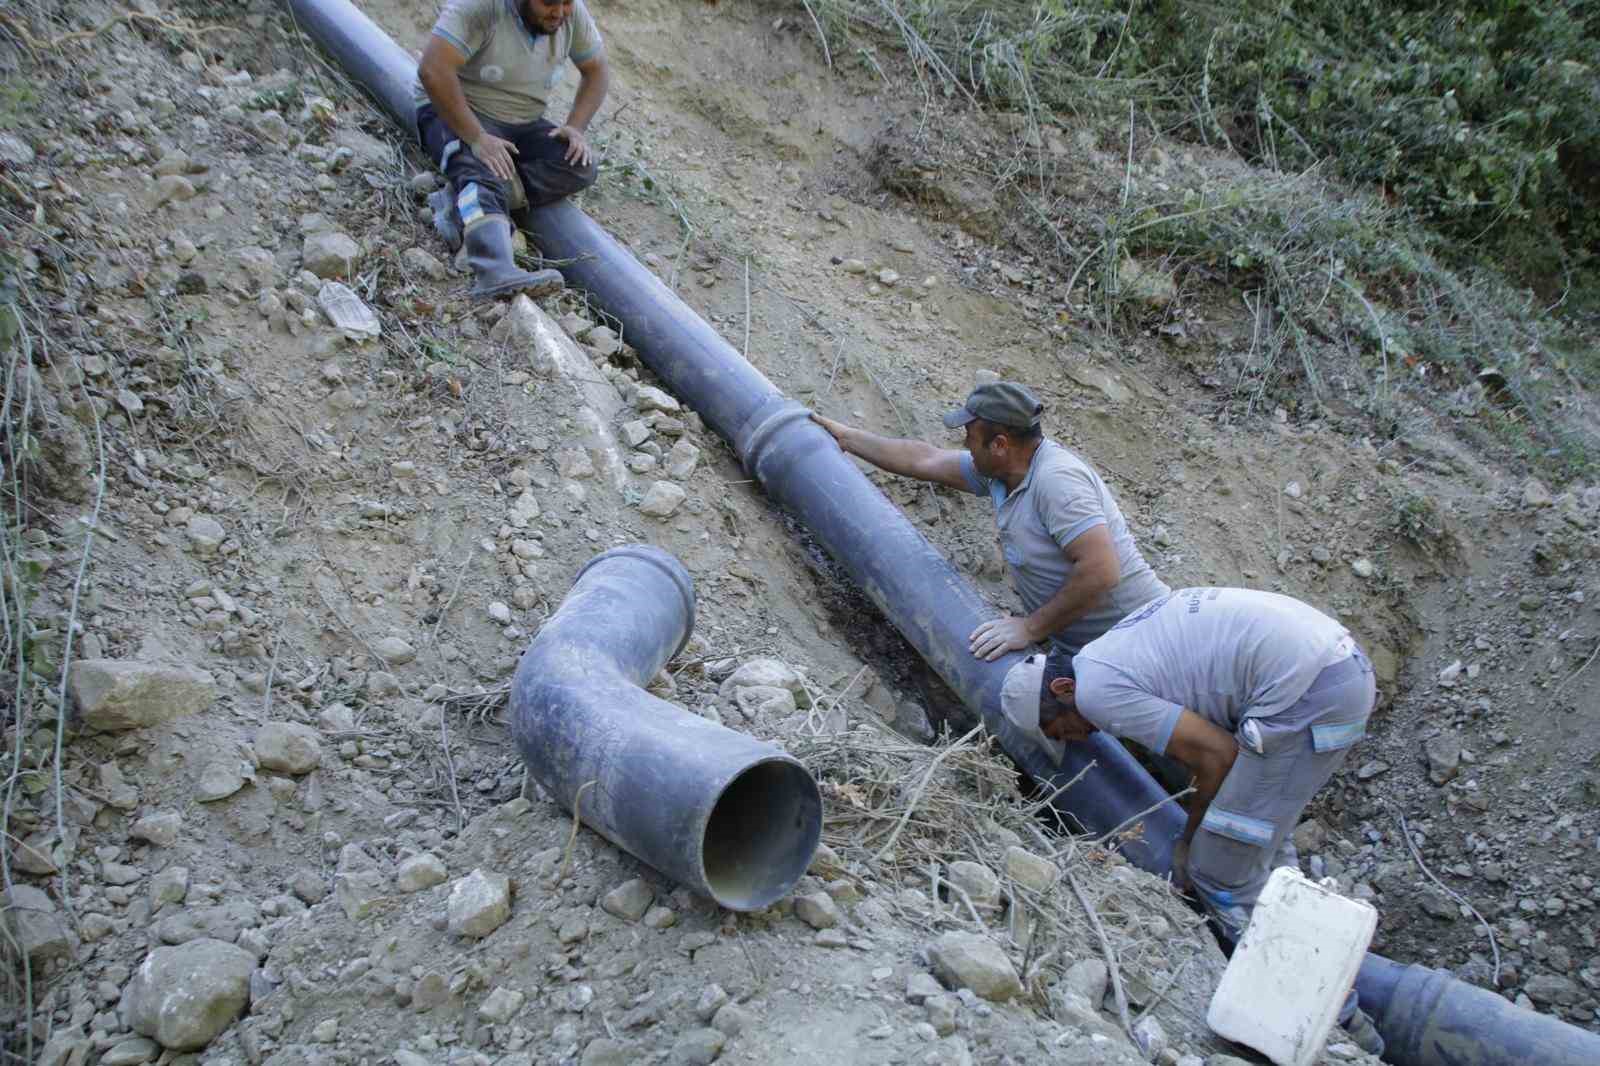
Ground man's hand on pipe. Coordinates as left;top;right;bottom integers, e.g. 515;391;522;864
810;412;852;449
968;615;1036;661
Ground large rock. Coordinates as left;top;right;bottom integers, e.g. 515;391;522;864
1;884;74;962
301;231;362;279
254;721;322;775
120;938;256;1050
69;660;215;732
926;932;1022;1002
448;869;511;937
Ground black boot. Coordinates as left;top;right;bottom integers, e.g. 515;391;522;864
463;215;563;302
428;184;461;252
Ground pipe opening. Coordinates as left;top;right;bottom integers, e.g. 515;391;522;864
702;758;822;911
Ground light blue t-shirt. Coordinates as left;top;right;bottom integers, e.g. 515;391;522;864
1072;588;1352;755
961;440;1169;653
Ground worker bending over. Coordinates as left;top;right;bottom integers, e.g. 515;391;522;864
1005;586;1385;1055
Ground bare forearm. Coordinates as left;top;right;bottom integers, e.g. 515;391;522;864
565;65;610;132
836;427;944;480
421;67;487;146
1024;567;1113;641
1181;758;1233;843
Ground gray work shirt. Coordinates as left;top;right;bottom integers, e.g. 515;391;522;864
412;0;604;126
960;439;1169;652
1072;587;1354;755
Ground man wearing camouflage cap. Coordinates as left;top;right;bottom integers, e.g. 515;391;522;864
812;381;1169;661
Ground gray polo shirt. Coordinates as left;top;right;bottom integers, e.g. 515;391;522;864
412;0;604;126
960;440;1168;652
1073;588;1354;754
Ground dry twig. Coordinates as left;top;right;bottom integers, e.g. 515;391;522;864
1066;867;1135;1042
555;780;597;885
871;723;985;862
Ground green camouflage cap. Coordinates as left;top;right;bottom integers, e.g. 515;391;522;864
941;381;1044;431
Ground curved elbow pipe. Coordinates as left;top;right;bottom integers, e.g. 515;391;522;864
284;3;1600;1060
509;545;822;911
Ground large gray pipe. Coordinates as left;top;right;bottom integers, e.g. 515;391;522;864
509;545;820;910
283;3;1600;1062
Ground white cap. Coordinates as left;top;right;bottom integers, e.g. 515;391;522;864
999;653;1066;768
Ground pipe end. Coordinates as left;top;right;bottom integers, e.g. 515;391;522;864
702;756;822;911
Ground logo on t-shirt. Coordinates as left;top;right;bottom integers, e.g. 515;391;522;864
480;64;506;83
1111;592;1172;631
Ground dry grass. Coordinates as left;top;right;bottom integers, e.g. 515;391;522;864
790;718;1215;1019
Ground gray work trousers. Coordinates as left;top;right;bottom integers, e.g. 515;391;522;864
1188;650;1376;942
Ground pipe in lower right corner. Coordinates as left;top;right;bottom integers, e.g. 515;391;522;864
1355;954;1600;1066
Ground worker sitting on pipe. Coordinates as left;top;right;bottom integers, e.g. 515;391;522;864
412;0;612;300
811;381;1170;661
1013;586;1385;1056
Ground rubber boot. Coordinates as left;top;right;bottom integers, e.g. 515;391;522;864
463;215;563;302
428;184;461;252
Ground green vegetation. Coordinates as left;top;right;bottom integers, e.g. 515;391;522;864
801;0;1598;476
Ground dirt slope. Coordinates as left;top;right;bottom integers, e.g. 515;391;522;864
1;0;1597;1063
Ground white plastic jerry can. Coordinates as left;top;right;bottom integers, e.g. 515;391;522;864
1206;866;1378;1066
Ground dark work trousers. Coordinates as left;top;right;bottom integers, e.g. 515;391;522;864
416;104;597;227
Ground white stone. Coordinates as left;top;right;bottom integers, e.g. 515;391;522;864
633;385;680;413
488;601;512;624
795;892;842;930
479;986;526;1024
1002;846;1059;892
1206;867;1376;1066
600;878;653;921
717;658;802;698
926;932;1022;1002
302;231;362;279
374;637;416;665
185;515;225;556
396;852;447;893
946;860;1001;907
130;811;183;848
448;869;511;938
1;884;73;962
120;938;256;1050
638;481;686;518
509;489;541;527
254;721;322;775
665;440;701;480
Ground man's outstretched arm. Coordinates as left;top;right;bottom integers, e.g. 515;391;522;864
811;413;969;491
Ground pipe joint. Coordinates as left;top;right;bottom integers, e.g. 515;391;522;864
733;396;814;482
